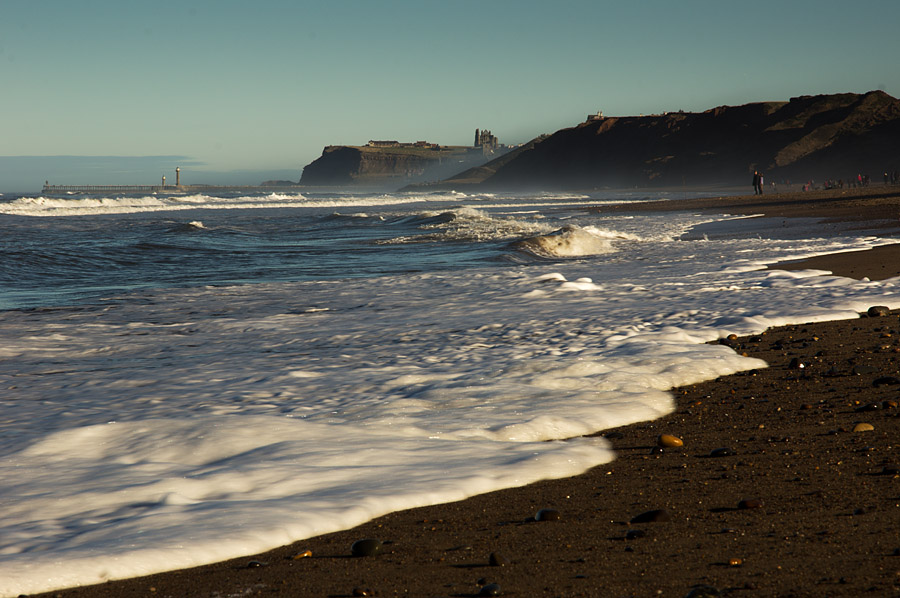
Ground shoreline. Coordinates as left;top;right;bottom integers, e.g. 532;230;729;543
32;188;900;598
597;184;900;228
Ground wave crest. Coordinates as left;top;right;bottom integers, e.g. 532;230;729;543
378;206;555;245
516;225;637;257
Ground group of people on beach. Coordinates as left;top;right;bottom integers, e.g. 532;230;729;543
765;168;900;193
810;176;870;191
817;171;899;191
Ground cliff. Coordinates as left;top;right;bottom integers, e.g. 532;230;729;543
469;91;900;190
300;144;503;187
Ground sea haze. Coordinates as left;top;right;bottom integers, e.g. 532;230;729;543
1;189;899;596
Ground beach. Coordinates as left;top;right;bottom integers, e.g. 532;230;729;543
25;187;900;598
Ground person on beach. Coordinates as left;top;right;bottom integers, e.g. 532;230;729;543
752;170;761;195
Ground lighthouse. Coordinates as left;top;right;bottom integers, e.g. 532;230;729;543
176;167;181;187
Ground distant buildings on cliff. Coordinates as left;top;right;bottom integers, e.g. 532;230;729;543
474;128;498;150
366;140;441;149
364;129;504;155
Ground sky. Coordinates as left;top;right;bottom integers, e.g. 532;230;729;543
2;0;899;192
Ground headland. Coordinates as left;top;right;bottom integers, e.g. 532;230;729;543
39;91;900;195
298;130;511;186
408;90;900;192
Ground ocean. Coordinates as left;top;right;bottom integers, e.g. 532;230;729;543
1;189;899;596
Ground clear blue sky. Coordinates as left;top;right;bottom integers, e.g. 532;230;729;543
2;0;898;191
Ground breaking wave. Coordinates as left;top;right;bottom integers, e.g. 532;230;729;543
515;225;640;258
0;192;440;217
378;206;556;244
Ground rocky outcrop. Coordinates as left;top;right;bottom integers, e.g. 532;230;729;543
472;91;900;189
300;145;500;187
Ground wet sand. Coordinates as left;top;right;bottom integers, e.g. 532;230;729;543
33;187;900;598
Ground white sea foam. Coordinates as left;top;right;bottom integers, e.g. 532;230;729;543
378;205;557;244
1;199;900;595
0;417;607;591
0;192;436;217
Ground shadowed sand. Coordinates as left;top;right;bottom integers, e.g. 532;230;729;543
33;187;900;598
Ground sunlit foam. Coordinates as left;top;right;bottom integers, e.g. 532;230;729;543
515;224;638;257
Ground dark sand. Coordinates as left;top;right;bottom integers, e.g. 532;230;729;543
34;188;900;598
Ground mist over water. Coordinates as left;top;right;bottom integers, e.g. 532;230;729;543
1;188;899;596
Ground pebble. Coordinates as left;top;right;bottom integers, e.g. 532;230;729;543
657;434;684;448
683;585;720;598
709;447;737;458
630;509;671;523
853;422;875;432
350;538;383;557
245;560;268;568
867;305;891;317
738;499;763;510
478;582;502;596
535;508;561;522
625;529;647;540
352;588;375;597
489;552;511;567
291;549;312;560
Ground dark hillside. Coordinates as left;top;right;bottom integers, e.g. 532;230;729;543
477;91;900;189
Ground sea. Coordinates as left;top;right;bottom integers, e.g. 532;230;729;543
1;188;899;595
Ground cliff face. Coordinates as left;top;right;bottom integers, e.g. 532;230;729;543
300;146;363;185
479;91;900;189
300;145;498;186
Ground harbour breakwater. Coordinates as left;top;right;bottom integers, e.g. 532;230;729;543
40;184;304;195
43;184;183;194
